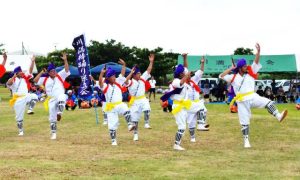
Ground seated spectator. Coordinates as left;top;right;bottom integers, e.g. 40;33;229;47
264;86;275;101
78;94;92;109
256;86;264;96
276;86;287;103
91;90;101;107
66;90;78;110
288;85;297;103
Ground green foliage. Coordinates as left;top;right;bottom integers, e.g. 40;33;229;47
234;47;254;55
35;39;178;84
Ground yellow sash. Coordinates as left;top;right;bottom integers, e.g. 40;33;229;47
129;95;146;106
43;96;52;111
104;101;122;112
192;99;200;103
172;99;192;115
229;91;254;106
9;94;25;107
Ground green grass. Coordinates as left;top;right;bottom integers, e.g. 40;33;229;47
0;87;300;179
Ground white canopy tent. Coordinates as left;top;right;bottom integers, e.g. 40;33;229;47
0;55;38;74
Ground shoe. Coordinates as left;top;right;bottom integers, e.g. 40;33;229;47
50;133;57;140
27;110;34;115
205;124;210;128
103;121;108;125
173;144;185;151
190;138;196;143
133;134;139;141
128;123;135;131
111;139;117;146
57;113;62;121
197;124;209;131
18;131;24;136
144;123;152;129
244;138;251;148
277;110;288;122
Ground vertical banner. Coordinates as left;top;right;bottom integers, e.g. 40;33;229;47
72;34;92;98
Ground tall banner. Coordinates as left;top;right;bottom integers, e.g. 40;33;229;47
72;34;92;98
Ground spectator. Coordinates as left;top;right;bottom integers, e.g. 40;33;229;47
66;90;78;110
271;79;277;95
148;76;156;101
256;85;264;96
276;86;287;103
288;85;297;103
203;83;210;102
216;80;226;102
264;86;275;101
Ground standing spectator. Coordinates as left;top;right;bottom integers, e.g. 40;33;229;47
288;85;297;103
203;84;210;102
148;76;156;101
271;79;277;95
216;80;226;102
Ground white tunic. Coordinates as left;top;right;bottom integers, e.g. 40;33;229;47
170;78;189;101
127;71;151;97
7;73;33;96
101;75;126;103
187;70;203;101
221;63;262;102
37;69;70;97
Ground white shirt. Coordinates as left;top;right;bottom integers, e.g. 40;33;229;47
127;71;151;97
187;70;203;100
220;62;262;101
149;79;156;88
7;73;33;96
37;69;70;97
101;75;126;103
170;78;189;101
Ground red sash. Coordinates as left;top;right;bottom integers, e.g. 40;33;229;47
0;65;6;78
140;78;151;92
13;74;31;90
103;82;126;94
231;66;258;83
43;74;70;89
189;80;201;93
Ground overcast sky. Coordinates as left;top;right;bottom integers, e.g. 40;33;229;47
1;0;299;57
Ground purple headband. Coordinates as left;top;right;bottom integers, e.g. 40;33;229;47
174;64;184;78
105;67;116;78
233;59;247;73
47;63;56;72
133;66;141;75
13;66;22;74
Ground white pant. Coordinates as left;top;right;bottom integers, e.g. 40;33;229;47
106;102;129;130
172;104;188;130
14;93;38;121
48;94;67;122
237;93;271;125
130;98;151;122
187;100;207;129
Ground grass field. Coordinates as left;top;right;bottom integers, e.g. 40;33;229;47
0;87;299;179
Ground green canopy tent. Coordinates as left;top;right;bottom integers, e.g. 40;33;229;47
177;54;297;74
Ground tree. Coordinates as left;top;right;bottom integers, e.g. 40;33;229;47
234;47;254;55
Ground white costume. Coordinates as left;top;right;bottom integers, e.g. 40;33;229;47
7;73;38;135
186;70;208;138
127;71;151;140
220;62;287;148
101;75;133;145
37;69;70;139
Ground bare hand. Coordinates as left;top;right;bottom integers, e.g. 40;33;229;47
118;58;126;65
148;53;155;62
255;43;260;52
201;56;205;63
101;67;106;74
181;53;188;58
42;68;47;73
31;55;36;62
89;75;95;81
61;52;68;61
130;66;136;74
3;52;7;60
